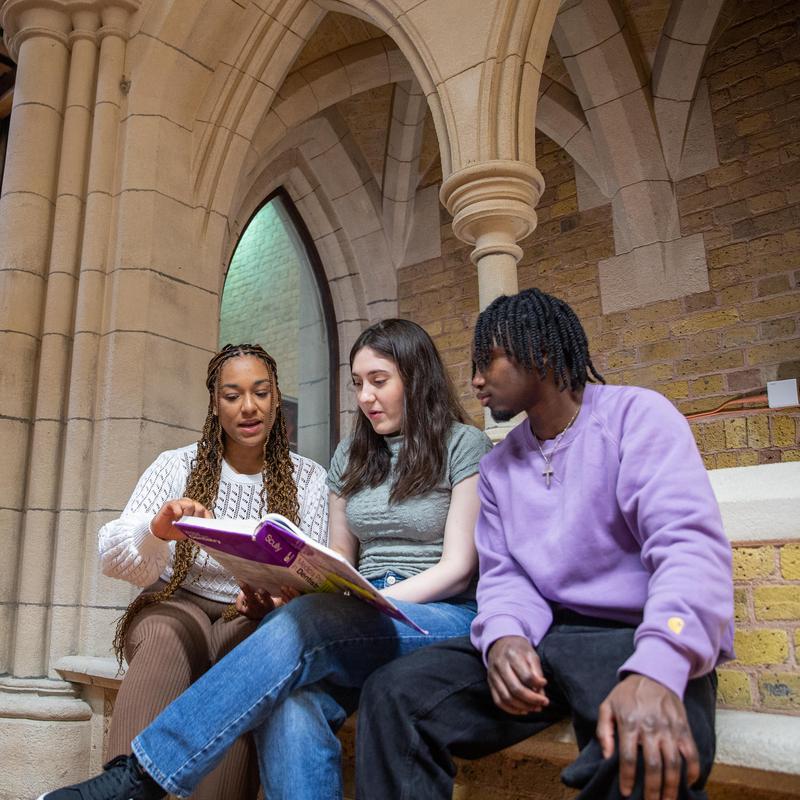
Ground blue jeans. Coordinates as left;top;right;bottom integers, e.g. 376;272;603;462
132;572;476;798
254;684;353;800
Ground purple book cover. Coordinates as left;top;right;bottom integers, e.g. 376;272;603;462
174;515;428;634
174;517;303;565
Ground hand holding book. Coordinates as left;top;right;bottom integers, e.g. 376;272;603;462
235;583;275;619
150;498;212;541
235;583;302;619
175;514;428;634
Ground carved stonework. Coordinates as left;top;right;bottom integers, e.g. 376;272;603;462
439;159;545;265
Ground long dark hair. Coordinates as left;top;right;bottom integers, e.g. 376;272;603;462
474;288;604;391
112;343;299;664
338;319;467;503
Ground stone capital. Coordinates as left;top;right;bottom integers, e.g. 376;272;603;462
68;7;100;44
1;0;139;58
439;160;545;266
1;0;71;57
98;0;137;39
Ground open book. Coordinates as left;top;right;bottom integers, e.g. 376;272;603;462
174;514;427;634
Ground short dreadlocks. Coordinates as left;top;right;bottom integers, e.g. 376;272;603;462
473;288;604;391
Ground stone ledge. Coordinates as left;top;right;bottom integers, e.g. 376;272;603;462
505;712;800;778
708;462;800;542
55;658;800;779
716;709;800;776
55;655;127;691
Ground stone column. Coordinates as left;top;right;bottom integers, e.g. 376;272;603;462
0;0;71;675
50;0;137;672
440;160;544;440
11;7;101;679
0;4;101;797
0;3;137;797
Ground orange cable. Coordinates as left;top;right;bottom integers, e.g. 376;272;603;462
685;393;769;421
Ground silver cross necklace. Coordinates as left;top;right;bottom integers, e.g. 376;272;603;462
532;405;581;489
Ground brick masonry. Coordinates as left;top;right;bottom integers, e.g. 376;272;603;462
718;543;800;713
398;0;800;716
690;411;800;468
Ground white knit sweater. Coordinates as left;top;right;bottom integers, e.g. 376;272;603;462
98;444;329;603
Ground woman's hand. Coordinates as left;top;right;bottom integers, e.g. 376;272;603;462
236;583;276;619
150;498;212;541
276;585;302;606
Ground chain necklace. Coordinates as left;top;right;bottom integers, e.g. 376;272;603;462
532;405;580;489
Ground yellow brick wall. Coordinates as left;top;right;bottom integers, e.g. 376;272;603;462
718;544;800;714
396;0;800;719
398;208;482;424
690;411;800;467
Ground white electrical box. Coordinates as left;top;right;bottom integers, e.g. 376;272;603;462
767;378;799;409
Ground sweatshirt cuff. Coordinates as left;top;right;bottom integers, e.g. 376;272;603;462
619;636;693;699
472;613;532;666
131;518;170;558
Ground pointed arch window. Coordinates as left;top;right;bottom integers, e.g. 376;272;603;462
220;191;337;467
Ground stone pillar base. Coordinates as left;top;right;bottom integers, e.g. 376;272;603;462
0;676;95;800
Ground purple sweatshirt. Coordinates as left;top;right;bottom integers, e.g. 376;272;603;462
470;382;734;699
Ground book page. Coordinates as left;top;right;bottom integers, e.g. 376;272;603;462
175;515;428;634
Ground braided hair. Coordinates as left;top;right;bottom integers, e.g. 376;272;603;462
473;288;604;391
112;343;299;665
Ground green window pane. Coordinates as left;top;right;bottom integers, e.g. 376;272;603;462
220;196;333;467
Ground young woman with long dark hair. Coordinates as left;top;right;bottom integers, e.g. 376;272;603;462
40;319;491;800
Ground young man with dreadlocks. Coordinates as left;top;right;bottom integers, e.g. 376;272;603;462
355;288;734;800
97;343;328;800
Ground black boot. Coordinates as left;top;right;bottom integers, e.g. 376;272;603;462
36;754;167;800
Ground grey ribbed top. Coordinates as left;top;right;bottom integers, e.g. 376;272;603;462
327;422;492;580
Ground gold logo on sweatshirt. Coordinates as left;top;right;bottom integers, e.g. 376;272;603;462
668;617;685;634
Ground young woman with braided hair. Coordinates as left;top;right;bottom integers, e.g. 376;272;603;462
98;343;328;800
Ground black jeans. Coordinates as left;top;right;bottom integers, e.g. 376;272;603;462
355;623;717;800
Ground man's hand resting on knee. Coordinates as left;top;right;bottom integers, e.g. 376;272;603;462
597;674;700;800
487;636;549;715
